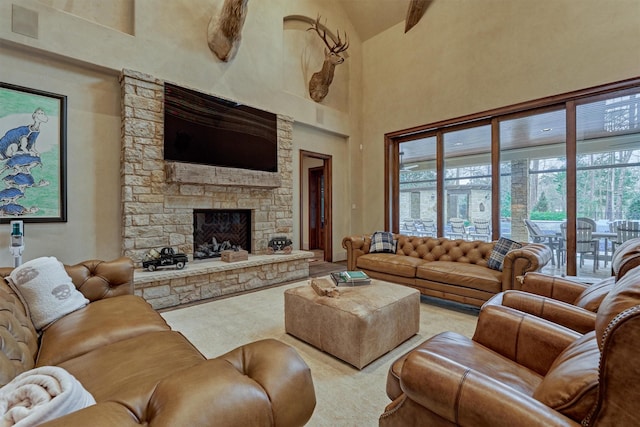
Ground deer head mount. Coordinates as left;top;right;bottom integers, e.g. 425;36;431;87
207;0;249;62
307;15;349;103
405;0;431;33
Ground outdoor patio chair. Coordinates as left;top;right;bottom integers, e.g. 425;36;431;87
468;219;491;241
561;219;599;273
612;220;640;252
414;219;436;237
400;219;418;236
447;218;467;239
524;219;562;266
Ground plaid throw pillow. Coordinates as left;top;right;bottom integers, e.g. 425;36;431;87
369;231;397;254
488;237;522;271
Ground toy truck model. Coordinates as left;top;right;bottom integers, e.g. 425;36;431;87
142;247;188;271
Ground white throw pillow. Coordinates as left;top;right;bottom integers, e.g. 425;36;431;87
8;257;89;331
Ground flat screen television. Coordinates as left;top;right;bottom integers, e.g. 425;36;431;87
164;83;278;172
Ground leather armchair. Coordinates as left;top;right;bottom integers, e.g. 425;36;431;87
483;237;640;333
519;237;640;307
380;264;640;426
485;290;598;333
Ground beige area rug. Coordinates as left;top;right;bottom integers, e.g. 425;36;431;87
161;279;479;426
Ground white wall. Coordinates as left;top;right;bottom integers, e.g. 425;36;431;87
0;0;362;264
3;0;636;265
0;46;122;264
360;0;640;233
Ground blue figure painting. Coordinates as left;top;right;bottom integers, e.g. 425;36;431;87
0;85;63;220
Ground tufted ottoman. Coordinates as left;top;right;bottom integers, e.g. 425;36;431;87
284;279;420;369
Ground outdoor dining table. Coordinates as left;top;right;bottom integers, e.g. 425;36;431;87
549;230;617;270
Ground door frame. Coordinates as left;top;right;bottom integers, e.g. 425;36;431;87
300;150;333;262
308;166;324;250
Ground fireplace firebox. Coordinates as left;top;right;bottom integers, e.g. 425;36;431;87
193;209;251;259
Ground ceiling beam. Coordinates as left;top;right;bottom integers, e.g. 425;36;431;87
405;0;431;33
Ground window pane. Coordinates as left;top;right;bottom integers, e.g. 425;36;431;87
443;125;492;240
500;109;567;275
399;137;437;236
576;91;640;276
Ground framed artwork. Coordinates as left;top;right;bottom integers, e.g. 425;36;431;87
0;83;67;222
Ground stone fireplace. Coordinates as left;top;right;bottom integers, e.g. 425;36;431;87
119;69;294;264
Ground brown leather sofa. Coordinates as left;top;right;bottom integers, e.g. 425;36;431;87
380;264;640;426
0;257;316;427
342;234;551;307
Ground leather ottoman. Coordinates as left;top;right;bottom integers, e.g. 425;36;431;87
284;279;420;369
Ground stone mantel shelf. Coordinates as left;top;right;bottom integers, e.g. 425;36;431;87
134;250;313;285
165;162;282;188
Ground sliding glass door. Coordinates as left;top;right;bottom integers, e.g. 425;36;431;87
443;125;492;240
398;137;437;236
500;108;567;272
576;90;640;271
386;78;640;279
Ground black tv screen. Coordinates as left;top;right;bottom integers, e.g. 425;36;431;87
164;83;278;172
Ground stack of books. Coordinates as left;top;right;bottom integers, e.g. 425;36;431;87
330;271;371;286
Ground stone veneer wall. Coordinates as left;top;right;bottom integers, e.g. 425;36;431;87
119;69;294;263
510;159;528;242
134;252;311;309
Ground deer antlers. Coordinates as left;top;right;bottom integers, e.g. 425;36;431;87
306;15;349;103
307;15;349;55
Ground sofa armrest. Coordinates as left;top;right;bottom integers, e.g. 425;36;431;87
501;243;552;292
65;257;134;302
41;339;315;427
485;290;597;334
516;271;589;303
616;252;640;281
216;338;316;427
396;350;579;427
472;304;581;375
342;235;369;270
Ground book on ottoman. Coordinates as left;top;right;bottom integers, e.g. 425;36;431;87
331;271;371;286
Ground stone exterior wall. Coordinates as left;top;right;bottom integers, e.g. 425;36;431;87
510;159;529;241
120;69;294;264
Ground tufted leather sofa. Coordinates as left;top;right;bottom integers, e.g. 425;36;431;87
0;257;315;427
342;234;551;307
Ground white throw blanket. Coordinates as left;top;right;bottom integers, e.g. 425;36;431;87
0;366;95;427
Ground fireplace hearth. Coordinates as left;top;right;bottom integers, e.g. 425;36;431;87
193;209;251;259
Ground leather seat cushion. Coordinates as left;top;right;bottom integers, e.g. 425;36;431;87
416;261;502;293
533;332;599;421
58;331;205;406
357;254;426;278
387;332;543;400
37;295;171;366
573;276;615;312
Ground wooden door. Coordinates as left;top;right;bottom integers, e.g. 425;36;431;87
309;167;324;250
